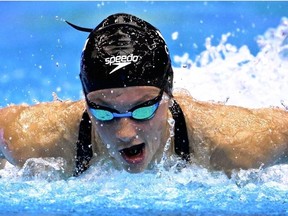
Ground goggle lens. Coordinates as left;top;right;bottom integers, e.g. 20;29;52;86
90;102;159;121
87;89;163;122
91;109;114;121
132;103;159;120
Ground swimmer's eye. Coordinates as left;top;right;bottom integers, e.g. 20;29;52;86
131;102;159;120
90;109;114;121
87;89;163;121
89;102;160;121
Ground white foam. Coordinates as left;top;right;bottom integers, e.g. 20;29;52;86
173;18;288;109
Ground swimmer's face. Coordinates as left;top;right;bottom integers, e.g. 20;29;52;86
86;86;170;173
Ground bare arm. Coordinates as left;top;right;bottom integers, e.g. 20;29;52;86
0;100;85;173
176;92;288;173
208;104;288;171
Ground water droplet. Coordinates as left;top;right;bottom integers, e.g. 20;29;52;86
171;31;178;40
106;144;110;149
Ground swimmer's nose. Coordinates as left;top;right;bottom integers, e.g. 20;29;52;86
115;118;137;143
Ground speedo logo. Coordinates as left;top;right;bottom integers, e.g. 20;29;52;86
105;54;140;74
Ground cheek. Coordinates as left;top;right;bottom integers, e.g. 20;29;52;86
143;103;169;144
155;101;169;128
94;121;116;143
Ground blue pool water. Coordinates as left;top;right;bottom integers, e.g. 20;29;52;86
0;2;288;215
1;1;288;106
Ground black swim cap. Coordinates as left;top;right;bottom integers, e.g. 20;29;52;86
79;13;173;96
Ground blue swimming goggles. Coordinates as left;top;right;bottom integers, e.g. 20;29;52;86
86;89;164;121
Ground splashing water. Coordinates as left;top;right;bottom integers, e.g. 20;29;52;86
0;15;288;216
174;17;288;109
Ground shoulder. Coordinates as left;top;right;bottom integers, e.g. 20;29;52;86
0;101;85;150
173;88;218;115
0;100;86;124
0;100;86;170
173;89;288;172
0;100;86;147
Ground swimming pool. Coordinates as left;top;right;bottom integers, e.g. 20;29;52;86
0;2;288;215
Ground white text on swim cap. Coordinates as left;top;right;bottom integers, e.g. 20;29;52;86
105;54;140;74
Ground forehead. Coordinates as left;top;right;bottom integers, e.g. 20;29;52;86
87;86;160;103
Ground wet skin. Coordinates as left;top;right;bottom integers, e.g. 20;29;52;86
87;86;171;173
1;87;287;177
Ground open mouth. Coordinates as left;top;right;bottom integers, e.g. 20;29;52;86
119;143;146;164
